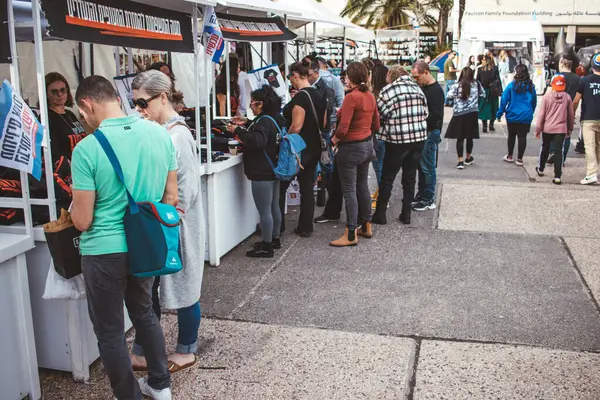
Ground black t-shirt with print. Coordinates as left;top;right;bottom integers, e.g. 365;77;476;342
48;109;87;161
282;87;326;153
577;74;600;121
215;76;240;116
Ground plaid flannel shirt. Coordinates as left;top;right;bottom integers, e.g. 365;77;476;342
377;76;428;144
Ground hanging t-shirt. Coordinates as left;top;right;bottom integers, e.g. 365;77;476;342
215;76;240;116
48;109;87;160
282;87;326;154
577;74;600;122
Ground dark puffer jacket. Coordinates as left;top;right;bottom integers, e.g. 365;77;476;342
235;113;284;181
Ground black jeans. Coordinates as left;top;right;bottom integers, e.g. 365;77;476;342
379;141;424;207
507;122;531;160
280;149;320;234
539;133;566;178
456;138;474;158
82;253;170;400
322;157;343;219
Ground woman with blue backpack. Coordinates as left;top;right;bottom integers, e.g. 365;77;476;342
497;64;537;166
227;85;285;258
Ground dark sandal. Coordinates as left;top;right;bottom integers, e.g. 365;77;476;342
168;357;197;374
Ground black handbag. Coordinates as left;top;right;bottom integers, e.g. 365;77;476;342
44;209;82;279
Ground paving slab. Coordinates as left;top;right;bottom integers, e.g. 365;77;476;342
232;228;600;351
438;182;600;237
564;237;600;305
523;155;588;185
41;317;415;400
414;340;600;400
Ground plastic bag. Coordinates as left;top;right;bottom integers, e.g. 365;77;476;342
42;260;86;300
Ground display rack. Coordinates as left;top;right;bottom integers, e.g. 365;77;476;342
375;29;419;64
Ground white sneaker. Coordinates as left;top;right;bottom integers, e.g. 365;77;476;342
580;175;598;185
138;377;172;400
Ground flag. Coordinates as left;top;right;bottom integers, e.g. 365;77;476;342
203;7;224;63
0;80;44;180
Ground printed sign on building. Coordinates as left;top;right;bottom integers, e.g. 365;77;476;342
0;80;44;180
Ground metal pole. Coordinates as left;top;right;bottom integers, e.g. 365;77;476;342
225;40;231;118
32;0;57;221
127;48;134;74
114;47;120;76
304;25;308;55
313;22;317;53
451;0;460;52
284;14;290;103
193;5;201;163
342;27;347;69
8;0;34;240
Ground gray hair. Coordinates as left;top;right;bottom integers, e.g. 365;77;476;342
132;70;183;105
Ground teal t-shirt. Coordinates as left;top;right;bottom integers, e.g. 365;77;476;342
71;115;177;256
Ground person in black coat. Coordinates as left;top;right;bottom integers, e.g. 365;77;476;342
227;85;284;258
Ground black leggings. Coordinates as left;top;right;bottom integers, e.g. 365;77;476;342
507;122;531;160
456;138;474;158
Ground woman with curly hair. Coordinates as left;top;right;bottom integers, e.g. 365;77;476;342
497;64;538;166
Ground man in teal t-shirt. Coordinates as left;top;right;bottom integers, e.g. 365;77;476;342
70;76;177;400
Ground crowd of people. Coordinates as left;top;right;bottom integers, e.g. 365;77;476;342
29;45;599;399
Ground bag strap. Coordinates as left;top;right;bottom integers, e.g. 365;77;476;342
300;90;322;131
93;130;139;214
254;115;281;174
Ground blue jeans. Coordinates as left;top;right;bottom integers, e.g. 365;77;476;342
372;139;386;187
133;278;201;355
445;80;456;105
417;130;441;203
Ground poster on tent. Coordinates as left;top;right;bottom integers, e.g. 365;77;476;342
0;0;10;63
40;0;194;53
113;74;138;116
0;80;44;180
216;13;297;43
246;64;287;103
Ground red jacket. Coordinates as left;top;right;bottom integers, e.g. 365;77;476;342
335;87;380;142
536;90;574;135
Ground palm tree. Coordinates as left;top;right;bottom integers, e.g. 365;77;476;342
340;0;420;30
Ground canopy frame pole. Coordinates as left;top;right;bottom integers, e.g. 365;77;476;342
7;0;34;241
193;5;201;164
304;25;308;55
312;22;317;53
127;48;134;74
225;40;231;118
205;56;213;175
284;14;290;103
342;27;347;69
114;47;120;76
32;0;57;221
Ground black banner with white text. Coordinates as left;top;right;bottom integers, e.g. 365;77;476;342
41;0;194;53
216;13;297;43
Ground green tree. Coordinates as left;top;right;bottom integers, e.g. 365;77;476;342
340;0;422;30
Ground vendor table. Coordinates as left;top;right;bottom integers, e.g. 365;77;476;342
202;154;260;266
0;233;40;400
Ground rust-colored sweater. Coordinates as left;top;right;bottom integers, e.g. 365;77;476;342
335;87;380;142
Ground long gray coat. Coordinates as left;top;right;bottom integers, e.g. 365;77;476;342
160;117;205;310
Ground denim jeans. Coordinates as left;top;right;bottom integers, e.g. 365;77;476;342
371;139;386;187
82;254;170;400
445;80;456;105
417;130;441;204
337;141;373;230
133;277;201;356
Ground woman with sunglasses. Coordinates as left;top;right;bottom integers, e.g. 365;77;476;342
226;85;284;257
130;70;204;374
45;72;87;161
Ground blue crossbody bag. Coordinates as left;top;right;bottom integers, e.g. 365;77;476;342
94;130;183;277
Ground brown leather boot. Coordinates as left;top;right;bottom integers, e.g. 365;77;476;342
358;222;373;238
330;228;358;247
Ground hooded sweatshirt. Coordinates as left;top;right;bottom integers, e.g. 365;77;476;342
496;81;537;124
535;90;575;135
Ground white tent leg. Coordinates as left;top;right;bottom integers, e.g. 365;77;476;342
32;0;56;221
193;5;201;162
342;27;347;68
313;22;317;53
114;47;120;76
127;48;134;74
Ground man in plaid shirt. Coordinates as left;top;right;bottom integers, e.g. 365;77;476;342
372;66;428;226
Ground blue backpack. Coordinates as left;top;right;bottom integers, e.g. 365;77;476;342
258;115;306;181
94;131;183;278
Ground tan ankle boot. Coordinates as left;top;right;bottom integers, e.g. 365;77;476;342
329;228;358;247
358;222;373;238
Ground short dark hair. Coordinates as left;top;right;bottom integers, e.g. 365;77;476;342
309;60;320;72
46;72;73;107
412;60;430;74
251;85;282;116
148;61;175;81
316;57;327;66
75;75;119;106
289;62;309;78
346;62;369;92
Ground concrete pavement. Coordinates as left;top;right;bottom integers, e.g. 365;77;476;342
41;115;600;399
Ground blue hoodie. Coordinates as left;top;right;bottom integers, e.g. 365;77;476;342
496;81;537;124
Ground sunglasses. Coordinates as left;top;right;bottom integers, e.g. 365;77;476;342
133;93;162;109
49;87;67;96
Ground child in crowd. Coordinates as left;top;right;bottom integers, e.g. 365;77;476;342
535;75;574;185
